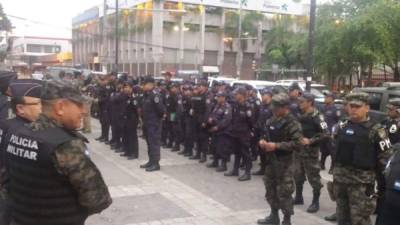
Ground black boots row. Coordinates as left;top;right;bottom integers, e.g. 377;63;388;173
96;136;138;160
293;184;320;213
257;209;292;225
140;161;160;172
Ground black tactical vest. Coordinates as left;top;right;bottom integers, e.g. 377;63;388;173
299;115;320;138
267;117;293;157
385;151;400;209
6;127;88;225
335;121;377;170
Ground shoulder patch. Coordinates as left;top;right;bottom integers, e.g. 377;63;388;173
378;128;387;139
246;110;252;117
154;96;160;103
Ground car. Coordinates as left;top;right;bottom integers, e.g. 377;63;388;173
352;83;400;122
230;80;277;99
208;76;237;87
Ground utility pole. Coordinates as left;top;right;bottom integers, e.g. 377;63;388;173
305;0;316;92
115;0;119;71
236;0;243;79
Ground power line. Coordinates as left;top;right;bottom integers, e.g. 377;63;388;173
5;13;231;57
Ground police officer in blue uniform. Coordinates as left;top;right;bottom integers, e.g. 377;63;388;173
120;81;139;160
320;92;341;171
382;98;400;145
140;76;166;172
207;91;232;172
0;71;17;121
253;88;273;175
224;88;255;181
288;82;302;119
96;76;115;143
376;150;400;225
179;85;195;157
0;79;43;225
190;80;210;163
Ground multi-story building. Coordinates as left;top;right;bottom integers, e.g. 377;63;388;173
72;0;308;79
8;36;72;68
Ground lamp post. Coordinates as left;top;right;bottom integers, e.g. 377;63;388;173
115;0;119;71
305;0;316;92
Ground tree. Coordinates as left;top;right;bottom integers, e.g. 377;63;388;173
263;15;307;69
0;3;12;31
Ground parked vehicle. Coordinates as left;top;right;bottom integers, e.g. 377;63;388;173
208;76;237;87
353;82;400;122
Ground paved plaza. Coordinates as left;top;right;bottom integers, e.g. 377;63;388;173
86;120;336;225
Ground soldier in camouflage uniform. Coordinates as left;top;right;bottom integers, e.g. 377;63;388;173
333;92;393;225
4;80;112;225
257;93;303;225
294;93;329;213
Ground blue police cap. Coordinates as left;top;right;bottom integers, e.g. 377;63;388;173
9;79;43;98
0;70;17;94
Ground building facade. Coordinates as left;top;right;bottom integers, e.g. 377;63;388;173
8;36;72;68
72;0;308;79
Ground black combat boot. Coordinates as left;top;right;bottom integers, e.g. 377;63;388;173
224;169;239;176
172;145;180;152
307;190;320;213
206;158;218;168
146;163;160;172
293;183;304;205
189;152;200;160
252;167;265;176
216;159;227;172
238;173;251;181
140;161;152;169
199;153;207;163
281;215;291;225
324;212;337;221
257;209;280;225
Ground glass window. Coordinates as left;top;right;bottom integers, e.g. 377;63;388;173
27;44;42;53
366;92;382;111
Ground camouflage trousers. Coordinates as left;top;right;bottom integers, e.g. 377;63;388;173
334;182;376;225
294;148;323;191
263;155;295;216
82;102;92;133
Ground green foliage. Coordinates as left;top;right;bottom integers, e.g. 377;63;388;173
0;3;12;31
314;0;400;82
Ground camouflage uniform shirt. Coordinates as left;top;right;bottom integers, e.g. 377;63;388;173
30;114;112;215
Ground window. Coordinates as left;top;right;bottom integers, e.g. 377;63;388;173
27;44;41;53
366;92;382;111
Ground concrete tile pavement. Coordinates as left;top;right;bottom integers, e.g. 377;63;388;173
86;120;335;225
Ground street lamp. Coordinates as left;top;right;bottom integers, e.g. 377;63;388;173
305;0;316;92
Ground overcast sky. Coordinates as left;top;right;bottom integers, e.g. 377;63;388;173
2;0;329;39
2;0;102;38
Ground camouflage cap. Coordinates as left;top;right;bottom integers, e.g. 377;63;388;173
41;80;87;104
271;93;290;107
345;92;369;106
